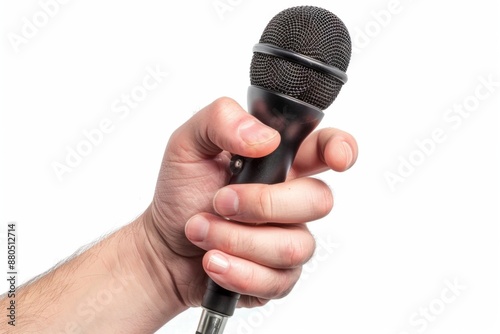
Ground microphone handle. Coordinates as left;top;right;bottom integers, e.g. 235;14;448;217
196;85;324;334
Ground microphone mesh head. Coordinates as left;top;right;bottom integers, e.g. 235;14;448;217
250;6;351;110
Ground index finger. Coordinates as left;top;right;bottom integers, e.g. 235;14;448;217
288;128;358;179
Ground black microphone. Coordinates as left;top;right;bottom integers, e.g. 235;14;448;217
196;6;352;334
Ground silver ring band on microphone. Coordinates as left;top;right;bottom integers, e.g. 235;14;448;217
253;43;348;84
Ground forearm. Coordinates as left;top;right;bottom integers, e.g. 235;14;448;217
0;215;187;333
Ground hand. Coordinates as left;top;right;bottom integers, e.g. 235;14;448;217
141;97;357;309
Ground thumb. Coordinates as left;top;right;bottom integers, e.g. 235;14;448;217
168;97;280;161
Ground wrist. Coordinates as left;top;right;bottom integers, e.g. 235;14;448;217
124;209;190;322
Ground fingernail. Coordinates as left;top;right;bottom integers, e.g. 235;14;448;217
342;141;353;169
239;120;278;146
207;253;230;274
185;215;209;242
214;188;239;217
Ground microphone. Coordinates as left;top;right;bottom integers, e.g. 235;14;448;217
196;6;352;334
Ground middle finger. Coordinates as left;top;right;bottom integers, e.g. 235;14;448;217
185;213;316;269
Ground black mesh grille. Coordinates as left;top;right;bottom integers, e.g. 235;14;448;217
250;6;351;110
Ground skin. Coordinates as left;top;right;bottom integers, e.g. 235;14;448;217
0;97;357;333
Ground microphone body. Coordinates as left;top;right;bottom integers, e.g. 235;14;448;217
195;6;351;333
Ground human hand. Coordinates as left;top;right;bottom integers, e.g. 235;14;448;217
141;97;357;310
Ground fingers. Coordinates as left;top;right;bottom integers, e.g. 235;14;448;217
183;176;331;300
168;97;280;162
202;250;302;300
185;214;309;299
289;127;358;179
211;177;333;224
185;214;315;269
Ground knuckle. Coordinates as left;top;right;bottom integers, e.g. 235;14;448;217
302;233;317;263
221;228;242;254
206;97;244;151
207;98;232;127
220;226;255;256
279;237;302;268
271;269;301;299
316;180;334;217
211;96;238;111
278;231;315;268
233;266;256;294
209;97;238;122
257;185;274;221
167;127;188;156
255;297;270;307
233;267;301;299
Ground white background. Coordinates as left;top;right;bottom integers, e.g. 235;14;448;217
1;0;499;333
